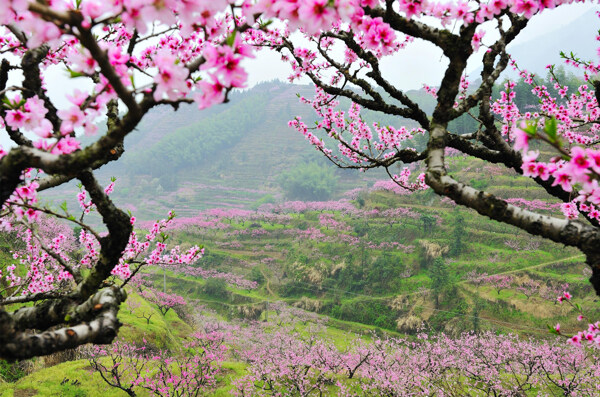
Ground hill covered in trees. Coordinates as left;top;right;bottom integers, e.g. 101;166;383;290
6;70;600;397
3;163;600;395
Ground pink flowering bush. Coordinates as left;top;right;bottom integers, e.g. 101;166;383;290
88;330;228;397
139;288;186;316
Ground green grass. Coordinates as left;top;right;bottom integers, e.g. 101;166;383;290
211;362;249;396
118;292;192;350
0;359;148;397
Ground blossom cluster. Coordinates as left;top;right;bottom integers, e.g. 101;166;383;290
498;46;600;221
5;216;78;295
139;287;186;315
289;89;427;192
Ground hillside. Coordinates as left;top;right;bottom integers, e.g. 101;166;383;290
11;58;600;397
40;81;433;220
469;10;598;78
4;162;600;395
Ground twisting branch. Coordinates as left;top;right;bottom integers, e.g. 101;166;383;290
0;287;126;360
321;31;430;129
21;45;62;132
451;14;528;118
365;4;455;52
280;37;416;118
76;170;132;298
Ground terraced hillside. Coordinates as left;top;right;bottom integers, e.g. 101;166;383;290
4;155;600;395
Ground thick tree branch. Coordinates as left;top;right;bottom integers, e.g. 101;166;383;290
452;15;528;119
76;170;132;299
365;5;455;52
21;45;62;133
427;122;600;294
446;134;505;163
0;287;125;361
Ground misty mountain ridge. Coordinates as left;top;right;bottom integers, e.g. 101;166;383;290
45;10;597;220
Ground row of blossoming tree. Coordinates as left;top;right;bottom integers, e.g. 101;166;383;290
0;0;599;359
88;302;600;396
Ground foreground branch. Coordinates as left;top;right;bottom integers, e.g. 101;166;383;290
0;287;126;360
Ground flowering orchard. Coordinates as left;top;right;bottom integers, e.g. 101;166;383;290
234;327;600;396
88;330;228;397
0;0;598;360
90;303;600;396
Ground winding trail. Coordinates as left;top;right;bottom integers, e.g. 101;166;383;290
477;254;584;278
261;268;274;297
380;253;586;302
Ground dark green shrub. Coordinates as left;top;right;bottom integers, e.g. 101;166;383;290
249;267;265;284
0;359;25;382
204;278;229;299
278;163;337;201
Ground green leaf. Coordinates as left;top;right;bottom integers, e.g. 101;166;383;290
69;70;86;78
521;120;538;137
226;31;237;47
259;19;273;29
544;117;557;142
60;201;68;213
67;215;76;222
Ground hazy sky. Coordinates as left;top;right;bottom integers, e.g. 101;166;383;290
243;3;595;90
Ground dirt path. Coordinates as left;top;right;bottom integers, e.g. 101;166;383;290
261;268;274;296
478;254;584;278
374;253;585;302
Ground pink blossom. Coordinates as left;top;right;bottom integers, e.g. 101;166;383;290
153;50;190;101
513;128;530;152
